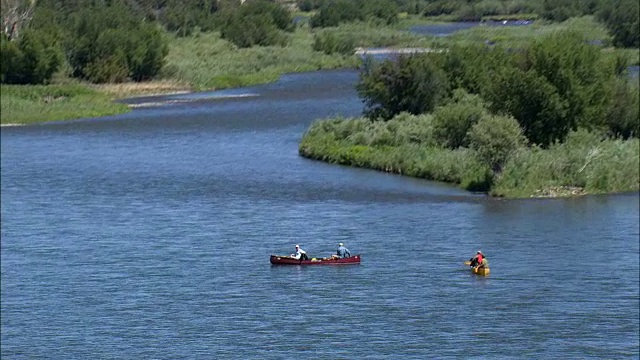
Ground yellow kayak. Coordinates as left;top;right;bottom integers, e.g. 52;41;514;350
472;266;490;276
464;261;490;276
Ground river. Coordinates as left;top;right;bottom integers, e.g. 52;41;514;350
2;68;638;358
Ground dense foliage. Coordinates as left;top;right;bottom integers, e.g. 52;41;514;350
596;0;639;48
1;0;169;84
0;29;62;84
67;5;168;83
2;0;638;86
300;114;638;197
358;31;639;147
309;0;399;28
307;26;639;197
218;0;293;48
356;54;448;120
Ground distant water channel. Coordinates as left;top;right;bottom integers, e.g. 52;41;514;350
409;19;533;37
2;67;639;358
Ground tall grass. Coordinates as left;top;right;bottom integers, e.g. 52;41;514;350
299;114;492;191
437;16;612;48
300;115;639;197
161;29;359;90
314;22;434;51
493;130;640;197
0;84;129;125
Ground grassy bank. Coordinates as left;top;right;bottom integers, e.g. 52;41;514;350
431;16;606;47
3;15;637;125
160;28;359;90
299;115;639;198
0;84;130;125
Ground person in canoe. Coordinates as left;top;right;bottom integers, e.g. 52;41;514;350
291;245;309;260
332;242;351;259
469;251;488;268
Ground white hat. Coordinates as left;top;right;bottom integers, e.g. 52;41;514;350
295;245;300;248
477;250;482;254
338;243;343;246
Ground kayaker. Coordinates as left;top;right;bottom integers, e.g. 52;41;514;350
469;251;485;267
336;242;351;258
292;245;308;260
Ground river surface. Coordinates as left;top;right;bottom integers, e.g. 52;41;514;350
409;20;533;37
2;68;639;359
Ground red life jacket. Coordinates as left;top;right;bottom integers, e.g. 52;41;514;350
477;254;483;264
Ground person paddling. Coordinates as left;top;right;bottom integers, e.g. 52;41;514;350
469;251;486;268
291;245;308;260
333;242;351;259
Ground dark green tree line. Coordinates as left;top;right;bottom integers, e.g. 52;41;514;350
596;0;639;48
218;0;294;48
309;0;398;28
65;3;168;83
356;31;639;149
356;54;448;120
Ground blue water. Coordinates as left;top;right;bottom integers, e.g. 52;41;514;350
2;70;639;358
409;20;533;37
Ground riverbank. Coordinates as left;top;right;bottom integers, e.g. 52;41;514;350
299;116;639;198
2;16;637;126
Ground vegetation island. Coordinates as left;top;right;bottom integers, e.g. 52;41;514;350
1;0;638;198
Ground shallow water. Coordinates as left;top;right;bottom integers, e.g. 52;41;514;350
2;70;639;358
409;20;533;37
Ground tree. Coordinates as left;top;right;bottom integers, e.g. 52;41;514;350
66;3;168;83
468;114;526;173
597;0;639;48
0;28;61;84
1;0;36;40
432;89;488;149
356;54;449;120
485;31;614;147
604;79;639;139
309;0;361;28
525;31;611;131
218;0;292;48
309;0;398;28
442;44;516;97
485;67;568;147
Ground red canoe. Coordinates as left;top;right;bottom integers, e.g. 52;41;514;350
270;254;361;265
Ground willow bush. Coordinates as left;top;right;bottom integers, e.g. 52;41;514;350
492;129;640;197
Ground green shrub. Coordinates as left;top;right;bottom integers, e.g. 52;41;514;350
526;31;611;131
67;4;168;83
392;112;437;146
0;29;62;84
310;0;362;28
597;0;639;48
493;129;639;196
312;30;356;55
485;67;568;146
356;53;449;120
605;79;639;139
443;44;516;96
310;0;398;28
432;89;488;148
468;114;527;173
220;13;288;48
423;0;459;16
